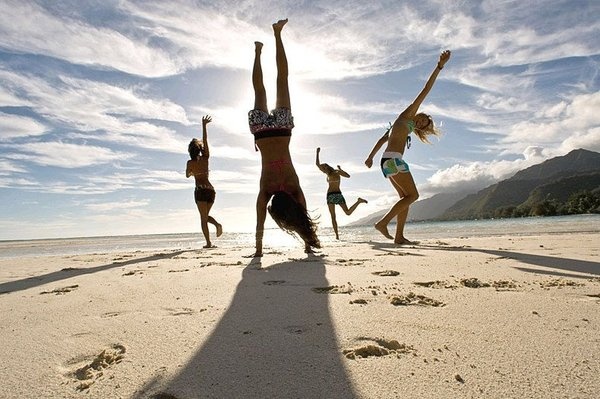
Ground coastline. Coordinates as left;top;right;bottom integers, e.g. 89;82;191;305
2;214;598;259
1;229;599;398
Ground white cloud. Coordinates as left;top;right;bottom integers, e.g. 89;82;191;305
6;141;132;168
85;199;150;212
423;147;548;194
0;159;28;175
0;0;179;77
0;112;47;139
0;86;30;107
0;69;190;152
0;175;38;188
501;91;600;152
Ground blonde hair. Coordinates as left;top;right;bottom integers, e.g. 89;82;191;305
413;112;441;144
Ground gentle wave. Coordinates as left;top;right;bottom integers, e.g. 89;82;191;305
1;214;598;259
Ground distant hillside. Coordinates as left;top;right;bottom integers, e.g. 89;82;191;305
348;209;387;227
525;173;600;205
348;191;471;227
440;149;600;220
407;191;471;221
510;148;600;181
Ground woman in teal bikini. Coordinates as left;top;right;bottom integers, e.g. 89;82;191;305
316;147;367;240
249;19;320;257
365;50;451;244
186;115;222;248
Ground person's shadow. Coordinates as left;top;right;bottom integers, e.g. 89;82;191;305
135;255;357;399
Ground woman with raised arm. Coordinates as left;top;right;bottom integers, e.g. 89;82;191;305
316;147;367;240
365;50;451;244
249;19;320;257
186;115;222;248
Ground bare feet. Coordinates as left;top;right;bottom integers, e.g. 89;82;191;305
358;198;368;204
374;221;393;240
272;18;288;32
394;238;418;245
216;223;223;237
203;243;215;249
254;41;263;52
243;252;263;258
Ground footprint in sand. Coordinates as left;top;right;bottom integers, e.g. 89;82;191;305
64;344;126;391
491;280;519;290
372;270;400;277
538;279;585;288
343;338;416;359
413;280;457;289
122;269;143;276
389;292;445;307
460;278;490;288
285;325;311;334
312;285;353;294
40;285;79;295
112;255;135;261
164;307;199;316
60;267;81;272
263;280;286;286
336;258;368;266
101;311;124;318
374;252;409;257
167;269;190;273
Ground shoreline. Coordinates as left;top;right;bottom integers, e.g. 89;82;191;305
1;214;598;260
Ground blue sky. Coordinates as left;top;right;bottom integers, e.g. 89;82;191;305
0;0;599;240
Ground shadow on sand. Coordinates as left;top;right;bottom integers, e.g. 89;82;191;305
417;244;599;278
134;255;357;399
0;251;186;295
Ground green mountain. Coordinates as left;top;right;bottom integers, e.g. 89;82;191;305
347;191;471;227
440;149;600;220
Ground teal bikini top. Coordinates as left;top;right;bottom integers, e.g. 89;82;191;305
385;121;413;149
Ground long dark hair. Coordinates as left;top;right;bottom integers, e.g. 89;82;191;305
188;138;205;160
268;191;320;249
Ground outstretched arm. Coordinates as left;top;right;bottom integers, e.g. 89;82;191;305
337;165;350;178
403;50;451;117
202;115;212;156
315;147;328;174
254;192;269;257
365;130;389;168
315;147;322;168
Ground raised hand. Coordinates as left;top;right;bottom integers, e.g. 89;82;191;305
438;50;451;69
202;115;212;125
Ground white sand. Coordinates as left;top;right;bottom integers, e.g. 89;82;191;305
0;233;598;398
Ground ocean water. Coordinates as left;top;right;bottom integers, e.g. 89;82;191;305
1;214;598;259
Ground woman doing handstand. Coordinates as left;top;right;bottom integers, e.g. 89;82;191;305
249;19;320;257
316;147;367;240
186;115;222;248
365;50;451;244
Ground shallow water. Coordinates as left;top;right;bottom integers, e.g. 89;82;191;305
1;214;598;259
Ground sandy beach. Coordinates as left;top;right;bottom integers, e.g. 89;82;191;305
1;231;599;398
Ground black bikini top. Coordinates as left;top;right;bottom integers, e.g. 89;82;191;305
253;128;292;151
253;128;292;140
